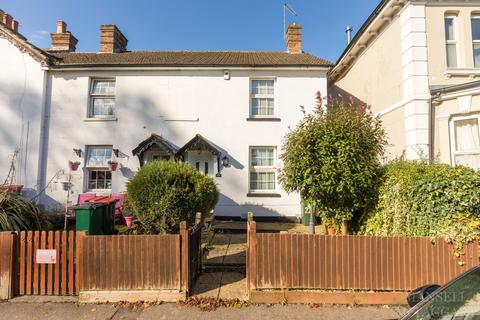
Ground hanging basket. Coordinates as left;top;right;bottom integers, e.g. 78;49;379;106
68;161;80;171
108;162;118;172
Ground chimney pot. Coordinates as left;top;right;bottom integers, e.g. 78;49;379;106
100;24;128;53
286;23;302;54
11;20;18;33
3;13;12;28
57;20;66;33
50;20;78;52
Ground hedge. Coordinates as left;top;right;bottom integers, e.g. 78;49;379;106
360;160;480;251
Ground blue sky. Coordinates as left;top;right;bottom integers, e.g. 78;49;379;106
3;0;379;63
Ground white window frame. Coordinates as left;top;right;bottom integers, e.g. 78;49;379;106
249;78;277;118
85;145;113;192
88;78;116;119
472;15;480;68
445;14;459;69
449;113;480;167
248;146;277;193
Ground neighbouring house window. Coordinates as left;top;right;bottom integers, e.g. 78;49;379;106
472;15;480;67
85;146;113;190
152;155;170;161
249;147;276;191
251;79;275;117
450;115;480;170
89;79;116;118
445;15;458;68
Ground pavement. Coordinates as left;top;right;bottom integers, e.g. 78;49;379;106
0;301;409;320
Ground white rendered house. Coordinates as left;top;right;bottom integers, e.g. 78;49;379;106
0;15;331;219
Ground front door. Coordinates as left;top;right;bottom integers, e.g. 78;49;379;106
188;151;214;176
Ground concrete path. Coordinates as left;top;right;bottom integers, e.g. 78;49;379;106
0;302;409;320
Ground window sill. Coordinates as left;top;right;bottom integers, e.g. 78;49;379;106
246;192;281;198
84;117;118;122
246;117;281;122
444;68;480;79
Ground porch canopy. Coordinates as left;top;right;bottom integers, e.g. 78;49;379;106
176;134;223;176
132;134;178;166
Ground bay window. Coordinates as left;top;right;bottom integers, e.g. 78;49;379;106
450;114;480;170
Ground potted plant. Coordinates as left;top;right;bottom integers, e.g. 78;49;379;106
122;195;135;228
108;160;118;172
68;161;80;171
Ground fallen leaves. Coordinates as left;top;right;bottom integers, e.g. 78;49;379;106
178;297;249;311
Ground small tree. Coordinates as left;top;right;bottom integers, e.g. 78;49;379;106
127;161;219;234
279;93;386;232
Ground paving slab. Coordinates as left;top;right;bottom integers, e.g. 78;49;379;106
0;301;118;320
191;272;222;298
217;272;248;300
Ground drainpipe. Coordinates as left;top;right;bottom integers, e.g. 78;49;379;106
36;68;50;205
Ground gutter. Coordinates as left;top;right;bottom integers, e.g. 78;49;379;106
46;64;332;72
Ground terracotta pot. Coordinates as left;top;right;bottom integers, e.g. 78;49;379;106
124;216;134;228
327;226;336;236
69;162;80;171
108;162;118;172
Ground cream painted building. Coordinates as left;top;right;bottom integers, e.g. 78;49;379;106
330;0;480;169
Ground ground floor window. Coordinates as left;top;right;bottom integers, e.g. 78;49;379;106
87;169;112;190
85;146;113;191
249;147;276;192
450;114;480;169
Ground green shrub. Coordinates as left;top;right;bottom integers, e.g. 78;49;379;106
127;161;219;234
360;160;480;250
279;94;386;229
0;190;42;231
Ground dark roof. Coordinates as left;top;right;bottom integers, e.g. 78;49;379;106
177;134;222;156
132;134;179;156
48;51;333;68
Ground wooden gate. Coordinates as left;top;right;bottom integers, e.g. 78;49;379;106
16;231;81;296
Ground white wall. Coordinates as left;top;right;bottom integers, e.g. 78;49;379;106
43;69;327;218
0;38;44;196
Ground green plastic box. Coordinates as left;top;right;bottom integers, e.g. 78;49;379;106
74;203;106;235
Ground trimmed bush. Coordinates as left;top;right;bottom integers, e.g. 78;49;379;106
127;161;219;234
0;190;42;231
360;160;480;250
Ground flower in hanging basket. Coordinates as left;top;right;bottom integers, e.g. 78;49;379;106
68;161;81;171
108;160;118;172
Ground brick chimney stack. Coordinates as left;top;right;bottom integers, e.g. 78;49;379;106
50;20;78;52
0;10;20;33
286;23;302;53
100;25;127;53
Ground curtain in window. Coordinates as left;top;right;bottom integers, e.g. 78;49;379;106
455;119;480;151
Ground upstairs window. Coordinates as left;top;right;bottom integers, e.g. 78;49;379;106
251;79;275;117
249;147;276;192
450;115;480;170
445;15;458;68
89;79;116;118
472;15;480;67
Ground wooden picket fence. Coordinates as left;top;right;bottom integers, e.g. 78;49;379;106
0;216;204;300
16;231;80;296
247;221;480;302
